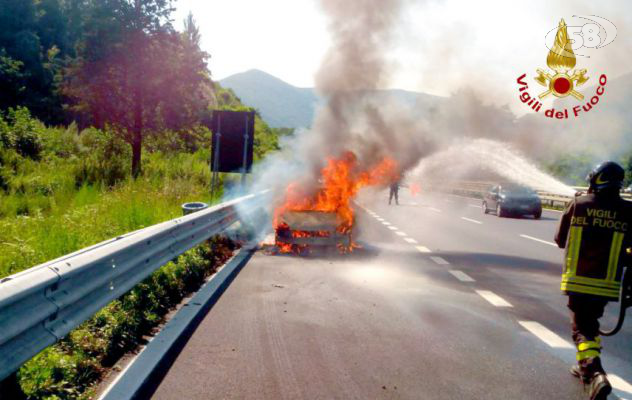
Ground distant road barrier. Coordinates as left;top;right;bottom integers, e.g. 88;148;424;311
427;181;632;208
0;192;267;381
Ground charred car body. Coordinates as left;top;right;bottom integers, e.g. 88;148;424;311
275;210;354;253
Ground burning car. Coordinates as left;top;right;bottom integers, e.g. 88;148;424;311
273;151;397;254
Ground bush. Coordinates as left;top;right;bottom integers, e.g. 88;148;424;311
73;128;130;187
7;107;45;159
41;123;81;159
0;113;15;149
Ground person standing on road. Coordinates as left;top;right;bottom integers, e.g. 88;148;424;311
555;161;632;400
389;180;400;205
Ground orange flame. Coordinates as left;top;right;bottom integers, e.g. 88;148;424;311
275;151;398;239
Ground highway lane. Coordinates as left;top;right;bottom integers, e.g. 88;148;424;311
363;190;632;397
148;189;632;399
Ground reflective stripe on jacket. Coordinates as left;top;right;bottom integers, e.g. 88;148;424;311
555;193;632;300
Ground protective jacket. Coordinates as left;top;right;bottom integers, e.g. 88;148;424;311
555;192;632;300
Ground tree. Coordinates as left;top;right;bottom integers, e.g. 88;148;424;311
0;0;82;124
62;0;212;177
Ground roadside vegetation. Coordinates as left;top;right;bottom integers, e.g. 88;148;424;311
0;98;285;279
0;1;293;398
0;99;284;400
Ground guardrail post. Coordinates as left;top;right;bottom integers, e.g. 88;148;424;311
0;372;25;400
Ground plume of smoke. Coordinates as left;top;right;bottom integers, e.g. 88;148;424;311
248;0;437;210
309;0;435;174
243;0;593;227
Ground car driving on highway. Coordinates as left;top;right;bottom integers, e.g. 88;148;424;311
482;184;542;219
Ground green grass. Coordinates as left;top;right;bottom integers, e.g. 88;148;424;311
0;150;224;279
0;146;235;399
0;99;279;400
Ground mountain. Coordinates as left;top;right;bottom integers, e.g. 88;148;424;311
220;69;319;129
220;69;444;129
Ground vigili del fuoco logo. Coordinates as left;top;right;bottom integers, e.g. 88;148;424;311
517;18;609;120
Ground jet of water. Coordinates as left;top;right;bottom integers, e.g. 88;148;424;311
410;138;577;196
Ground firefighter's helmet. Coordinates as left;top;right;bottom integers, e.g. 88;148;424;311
586;161;625;191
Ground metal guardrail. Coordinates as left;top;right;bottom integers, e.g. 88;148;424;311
0;192;267;381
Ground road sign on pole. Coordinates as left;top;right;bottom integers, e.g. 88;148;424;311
204;110;255;197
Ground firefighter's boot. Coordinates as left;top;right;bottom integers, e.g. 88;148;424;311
588;373;612;400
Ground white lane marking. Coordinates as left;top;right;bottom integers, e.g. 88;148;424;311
395;231;407;236
382;221;391;226
449;270;475;282
518;321;573;349
376;217;385;222
468;204;481;208
373;214;381;219
416;246;432;253
411;202;419;206
430;256;449;265
610;374;632;396
475;290;513;307
428;207;442;213
388;226;398;231
404;237;418;244
461;217;483;224
519;234;557;247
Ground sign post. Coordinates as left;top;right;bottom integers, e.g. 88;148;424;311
241;114;250;187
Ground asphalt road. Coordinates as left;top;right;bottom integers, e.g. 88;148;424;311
150;190;632;400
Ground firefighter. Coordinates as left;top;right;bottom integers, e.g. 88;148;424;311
389;180;400;205
555;161;632;400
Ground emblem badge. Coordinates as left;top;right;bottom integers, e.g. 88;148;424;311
535;19;589;100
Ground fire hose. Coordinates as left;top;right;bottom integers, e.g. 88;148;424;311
599;264;632;336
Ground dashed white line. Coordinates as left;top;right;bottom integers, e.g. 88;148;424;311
416;246;432;253
518;321;573;349
382;221;391;226
475;290;513;307
404;237;418;244
395;231;407;236
461;217;482;224
610;374;632;396
430;256;449;265
376;217;385;222
519;234;557;247
387;226;398;231
468;204;481;208
449;270;475;282
428;207;442;213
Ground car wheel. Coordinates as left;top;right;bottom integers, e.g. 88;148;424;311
496;203;505;218
483;202;489;214
534;210;542;219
